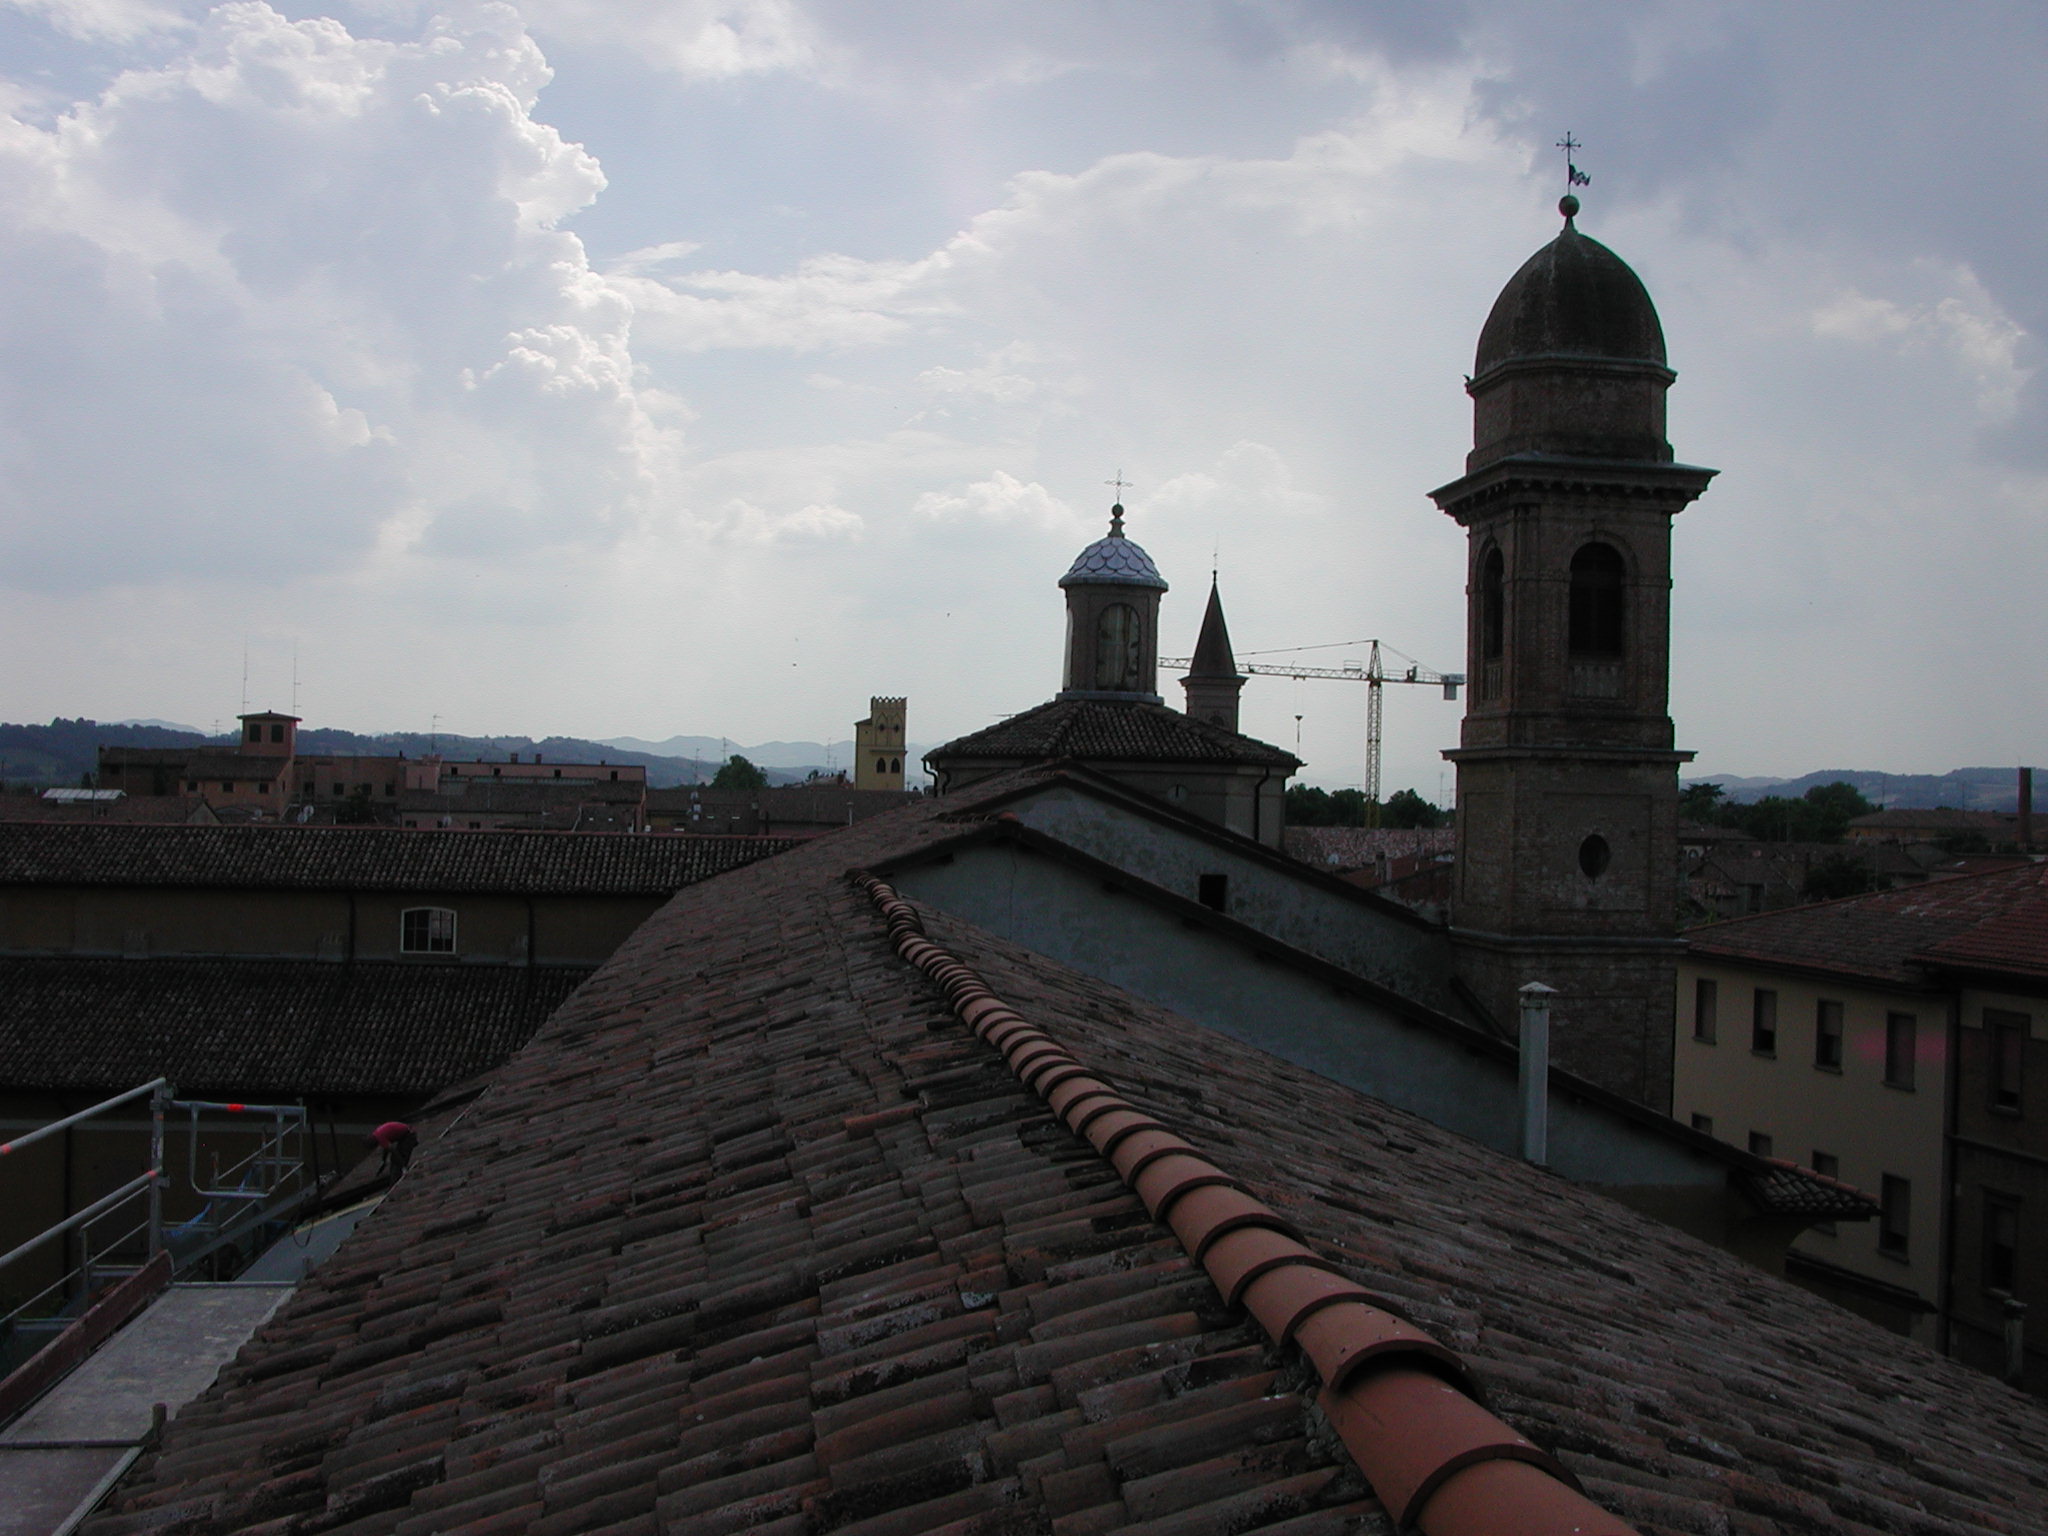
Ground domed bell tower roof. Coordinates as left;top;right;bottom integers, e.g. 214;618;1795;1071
1474;196;1667;377
1465;196;1676;471
1060;505;1168;591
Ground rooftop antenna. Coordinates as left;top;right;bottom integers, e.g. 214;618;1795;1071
240;639;249;715
430;713;440;754
291;646;299;718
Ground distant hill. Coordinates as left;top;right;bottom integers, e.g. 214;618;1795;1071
0;719;930;790
1687;767;2032;811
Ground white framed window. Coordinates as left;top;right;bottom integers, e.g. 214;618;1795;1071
400;907;457;954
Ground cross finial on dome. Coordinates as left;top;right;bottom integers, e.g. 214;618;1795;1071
1105;470;1132;535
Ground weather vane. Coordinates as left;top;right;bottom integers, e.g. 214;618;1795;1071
1556;133;1591;191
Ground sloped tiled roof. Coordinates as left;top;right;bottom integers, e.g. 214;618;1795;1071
80;788;2048;1536
0;823;799;895
928;698;1299;769
1689;859;2048;985
0;957;585;1095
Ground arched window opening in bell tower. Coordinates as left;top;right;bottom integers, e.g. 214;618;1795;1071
1478;546;1505;701
1095;603;1142;690
1568;543;1626;656
1479;547;1504;659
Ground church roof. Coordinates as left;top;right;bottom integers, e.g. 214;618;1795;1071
1474;204;1667;379
926;697;1298;769
1059;507;1168;591
78;783;2048;1536
1185;580;1241;680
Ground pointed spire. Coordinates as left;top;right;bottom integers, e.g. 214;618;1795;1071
1187;576;1241;681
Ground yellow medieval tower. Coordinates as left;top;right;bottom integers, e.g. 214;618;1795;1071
855;697;907;790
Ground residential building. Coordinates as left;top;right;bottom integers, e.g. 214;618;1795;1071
1848;807;2023;847
1676;862;2048;1389
99;714;646;826
854;696;907;790
0;822;799;1286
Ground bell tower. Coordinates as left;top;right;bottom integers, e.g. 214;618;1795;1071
1431;195;1716;1110
1058;503;1168;703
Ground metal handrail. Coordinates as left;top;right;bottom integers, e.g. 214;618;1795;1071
0;1172;157;1275
0;1079;169;1158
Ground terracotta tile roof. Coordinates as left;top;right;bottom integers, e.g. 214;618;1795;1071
80;789;2048;1536
1689;859;2048;985
1283;828;1454;870
396;780;646;816
928;698;1298;769
0;823;799;895
0;957;586;1095
0;795;214;824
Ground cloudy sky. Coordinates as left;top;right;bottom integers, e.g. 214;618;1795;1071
0;1;2041;794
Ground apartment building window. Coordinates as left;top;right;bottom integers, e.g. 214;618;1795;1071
400;907;457;954
1197;873;1229;912
1811;1151;1840;1235
270;723;285;743
1885;1012;1918;1089
1690;1113;1713;1135
1693;978;1718;1043
1989;1009;2028;1113
332;783;346;797
247;722;262;743
1985;1195;2020;1293
1815;999;1844;1071
1751;988;1778;1056
1879;1175;1911;1258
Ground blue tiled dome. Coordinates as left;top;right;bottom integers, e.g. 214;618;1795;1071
1059;506;1168;591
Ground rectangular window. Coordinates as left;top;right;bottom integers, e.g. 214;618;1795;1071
1989;1009;2027;1113
1690;1112;1713;1135
1751;988;1778;1056
1815;999;1844;1070
270;723;285;743
1197;873;1229;912
400;908;456;954
1885;1012;1917;1089
1811;1151;1840;1234
1693;978;1718;1043
246;722;261;742
221;781;234;793
1985;1195;2020;1293
1879;1175;1911;1258
1748;1131;1774;1159
332;783;346;797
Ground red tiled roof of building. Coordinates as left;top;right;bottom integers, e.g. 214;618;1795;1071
929;697;1299;769
78;780;2048;1536
1689;858;2048;985
0;822;799;895
0;957;585;1095
0;794;214;825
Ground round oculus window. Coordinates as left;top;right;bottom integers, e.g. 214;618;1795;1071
1578;834;1612;879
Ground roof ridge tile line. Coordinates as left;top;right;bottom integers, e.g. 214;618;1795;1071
850;876;1643;1536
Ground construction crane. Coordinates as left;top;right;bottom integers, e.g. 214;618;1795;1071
1161;640;1464;826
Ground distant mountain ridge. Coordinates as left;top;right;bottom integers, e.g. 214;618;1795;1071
0;719;930;790
1688;766;2032;811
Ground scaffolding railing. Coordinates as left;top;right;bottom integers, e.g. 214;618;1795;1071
0;1082;312;1368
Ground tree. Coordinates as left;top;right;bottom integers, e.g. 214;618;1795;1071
335;785;378;826
1678;781;1727;823
1802;853;1880;902
712;754;768;790
1382;789;1447;829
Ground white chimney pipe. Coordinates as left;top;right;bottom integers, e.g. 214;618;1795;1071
1518;982;1557;1166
